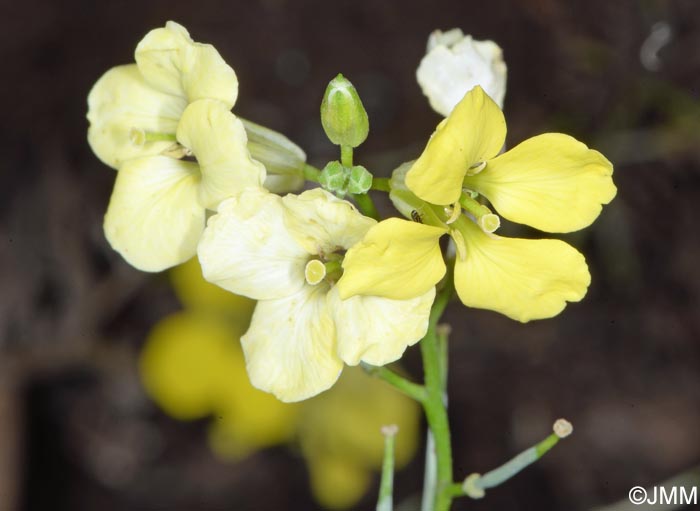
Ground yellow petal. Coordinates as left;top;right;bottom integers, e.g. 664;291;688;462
281;188;376;255
452;217;591;322
306;455;370;510
170;257;256;322
135;21;238;107
328;286;434;366
176;99;266;210
464;133;616;232
87;64;186;169
338;218;447;300
104;156;204;272
405;86;506;205
241;285;342;402
139;312;238;420
197;189;308;300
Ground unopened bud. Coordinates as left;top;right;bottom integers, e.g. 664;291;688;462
320;74;369;148
347;165;373;194
319;161;347;194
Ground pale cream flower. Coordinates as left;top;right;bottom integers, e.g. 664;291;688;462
417;28;507;116
88;21;238;169
197;188;435;402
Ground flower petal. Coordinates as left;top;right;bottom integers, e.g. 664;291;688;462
281;189;376;255
464;133;617;232
104;156;204;272
197;188;308;300
242;286;342;402
405;86;506;205
176;99;266;209
338;218;447;300
135;21;238;107
452;217;591;322
87;64;186;169
328;286;434;366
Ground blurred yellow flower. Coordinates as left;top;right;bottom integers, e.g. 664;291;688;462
340;86;616;322
140;258;420;508
198;188;435;401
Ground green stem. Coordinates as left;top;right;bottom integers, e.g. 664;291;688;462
377;426;398;511
361;363;426;403
303;163;321;182
353;193;380;220
420;274;454;511
340;145;353;167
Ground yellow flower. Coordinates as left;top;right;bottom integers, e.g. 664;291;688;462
339;86;616;322
87;22;267;272
198;188;435;401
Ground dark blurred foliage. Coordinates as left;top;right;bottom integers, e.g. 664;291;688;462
1;0;700;509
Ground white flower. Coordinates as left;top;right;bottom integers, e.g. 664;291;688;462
417;28;507;116
197;188;435;402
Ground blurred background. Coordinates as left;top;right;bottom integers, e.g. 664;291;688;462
2;0;700;509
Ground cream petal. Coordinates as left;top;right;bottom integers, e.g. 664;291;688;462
242;286;342;402
104;156;204;272
464;133;616;233
135;21;238;107
328;286;434;366
405;86;506;205
87;64;186;169
281;189;376;255
197;189;308;300
452;217;591;322
338;218;447;301
417;32;507;116
176;99;266;210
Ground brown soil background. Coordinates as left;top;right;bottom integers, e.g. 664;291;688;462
2;0;699;510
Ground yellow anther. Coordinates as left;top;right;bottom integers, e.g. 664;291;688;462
129;127;146;147
304;259;327;285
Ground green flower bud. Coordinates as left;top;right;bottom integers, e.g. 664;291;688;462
320;161;348;195
346;165;373;194
320;74;369;148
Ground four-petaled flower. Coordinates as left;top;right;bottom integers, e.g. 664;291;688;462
339;86;616;322
198;188;435;402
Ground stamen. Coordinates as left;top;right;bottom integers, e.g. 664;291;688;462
478;214;501;233
129;127;177;146
444;202;462;225
466;160;486;176
450;228;467;261
304;259;326;285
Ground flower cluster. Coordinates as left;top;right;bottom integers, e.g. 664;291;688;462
88;22;616;404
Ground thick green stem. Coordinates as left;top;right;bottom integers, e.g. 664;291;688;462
371;177;390;192
420;274;454;511
340;144;354;167
303;163;321;182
